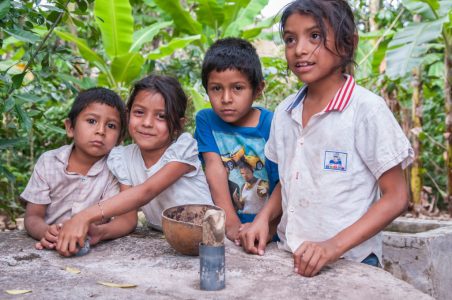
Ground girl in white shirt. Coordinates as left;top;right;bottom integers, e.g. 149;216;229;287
56;75;212;256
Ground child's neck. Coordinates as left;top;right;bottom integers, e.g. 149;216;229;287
140;144;170;169
302;73;346;127
67;146;102;176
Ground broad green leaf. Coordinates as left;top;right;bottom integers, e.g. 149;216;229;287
55;30;108;73
195;0;224;30
0;164;15;182
3;28;40;43
3;96;15;112
130;21;173;52
94;0;133;58
154;0;202;35
11;73;25;89
0;138;27;149
241;17;276;39
14;104;32;132
223;0;251;29
386;18;445;79
223;0;269;37
14;94;46;103
35;123;66;135
427;61;444;77
111;52;144;84
186;87;211;111
0;0;10;19
147;35;201;60
402;0;435;18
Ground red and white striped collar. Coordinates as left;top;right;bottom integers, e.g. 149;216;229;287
286;75;356;113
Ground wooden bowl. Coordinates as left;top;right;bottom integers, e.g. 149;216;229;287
162;204;222;256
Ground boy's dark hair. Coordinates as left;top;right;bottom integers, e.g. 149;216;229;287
127;74;187;140
280;0;357;72
68;87;127;142
201;37;264;94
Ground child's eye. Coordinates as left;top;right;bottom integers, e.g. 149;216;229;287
311;32;321;41
210;85;221;92
234;85;245;91
87;118;96;124
107;123;117;129
156;113;166;120
283;36;296;46
133;109;144;116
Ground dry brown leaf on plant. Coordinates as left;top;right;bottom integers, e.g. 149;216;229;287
97;281;137;288
65;267;81;274
5;290;32;295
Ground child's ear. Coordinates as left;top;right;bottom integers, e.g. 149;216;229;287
64;118;74;138
179;117;186;128
254;81;266;99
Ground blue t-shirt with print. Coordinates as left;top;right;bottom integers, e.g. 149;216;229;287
194;107;279;218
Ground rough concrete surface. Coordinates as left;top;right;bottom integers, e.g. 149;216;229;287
1;229;432;300
383;217;452;299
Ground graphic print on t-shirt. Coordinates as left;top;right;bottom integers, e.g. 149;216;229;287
213;131;269;214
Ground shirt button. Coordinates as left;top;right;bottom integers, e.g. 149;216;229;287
81;177;86;182
299;137;304;145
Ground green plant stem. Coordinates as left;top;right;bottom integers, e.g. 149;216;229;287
358;7;405;66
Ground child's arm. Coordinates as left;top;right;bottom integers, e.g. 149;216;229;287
202;152;242;241
86;185;138;246
24;203;60;250
293;164;408;277
239;182;282;255
56;161;194;256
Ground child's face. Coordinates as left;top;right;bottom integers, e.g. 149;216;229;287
128;90;171;154
65;102;121;159
207;69;260;127
283;13;342;85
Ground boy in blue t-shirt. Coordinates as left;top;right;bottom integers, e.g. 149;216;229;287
194;38;279;241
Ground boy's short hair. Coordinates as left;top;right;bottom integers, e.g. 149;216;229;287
201;37;264;94
68;87;127;142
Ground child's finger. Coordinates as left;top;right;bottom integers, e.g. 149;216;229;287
304;251;321;277
293;243;307;272
40;238;55;250
68;238;79;255
257;233;267;256
44;231;58;243
35;242;44;250
298;246;315;276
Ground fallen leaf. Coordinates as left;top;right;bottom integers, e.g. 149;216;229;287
65;267;81;274
5;290;32;295
97;281;137;288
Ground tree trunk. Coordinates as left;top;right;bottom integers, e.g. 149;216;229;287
369;0;381;32
410;67;423;214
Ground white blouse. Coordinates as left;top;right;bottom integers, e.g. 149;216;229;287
107;133;213;230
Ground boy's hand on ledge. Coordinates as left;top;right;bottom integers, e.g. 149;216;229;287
87;224;103;246
293;239;341;277
239;218;269;256
56;215;89;257
35;223;62;250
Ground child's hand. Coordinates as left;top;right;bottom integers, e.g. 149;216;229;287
293;239;341;277
56;215;90;257
87;224;103;246
239;218;269;256
225;219;242;242
35;223;62;250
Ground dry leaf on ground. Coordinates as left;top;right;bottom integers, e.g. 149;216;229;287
97;281;137;288
5;290;32;295
65;267;81;274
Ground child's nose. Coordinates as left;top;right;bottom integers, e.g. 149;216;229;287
295;40;309;56
221;90;232;104
143;115;154;127
96;124;106;135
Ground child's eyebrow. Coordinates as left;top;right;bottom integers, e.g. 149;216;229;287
283;25;320;35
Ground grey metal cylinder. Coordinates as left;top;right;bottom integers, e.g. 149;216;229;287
199;243;225;291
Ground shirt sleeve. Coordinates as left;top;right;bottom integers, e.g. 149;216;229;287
162;133;202;177
20;155;51;205
107;146;132;186
355;99;414;179
194;109;220;154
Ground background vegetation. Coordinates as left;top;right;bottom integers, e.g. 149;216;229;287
0;0;451;219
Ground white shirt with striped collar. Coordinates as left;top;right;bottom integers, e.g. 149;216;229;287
265;75;413;262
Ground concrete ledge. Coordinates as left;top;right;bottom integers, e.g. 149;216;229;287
1;229;431;299
383;217;452;299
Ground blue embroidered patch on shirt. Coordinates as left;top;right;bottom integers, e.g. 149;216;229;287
324;151;347;171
